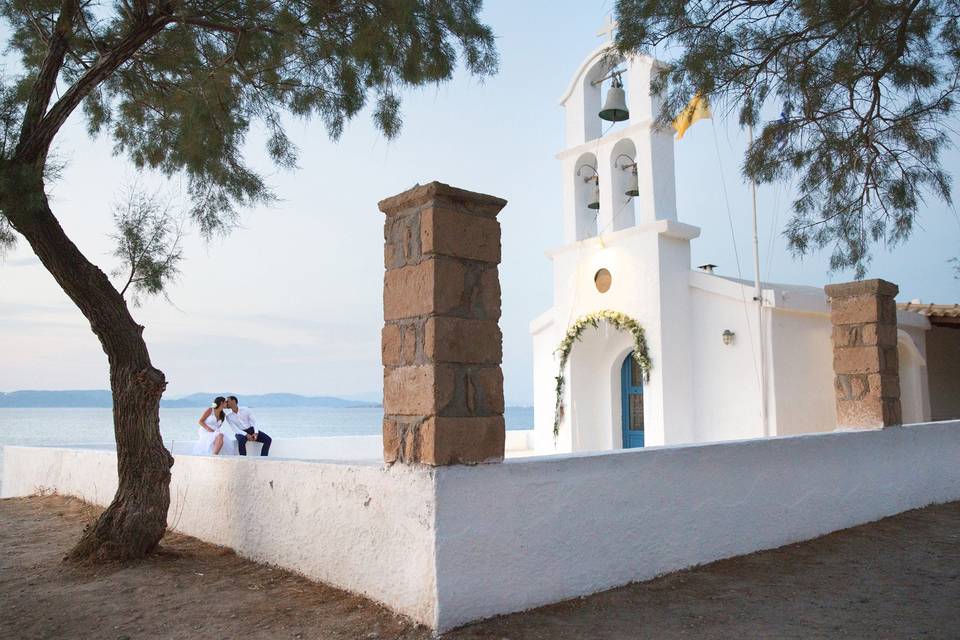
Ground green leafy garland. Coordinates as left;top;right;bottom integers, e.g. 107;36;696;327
553;310;652;439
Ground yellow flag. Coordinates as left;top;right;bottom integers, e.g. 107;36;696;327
672;94;712;140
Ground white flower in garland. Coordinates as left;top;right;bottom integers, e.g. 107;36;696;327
552;310;651;439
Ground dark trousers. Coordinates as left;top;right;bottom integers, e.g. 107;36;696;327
236;427;272;456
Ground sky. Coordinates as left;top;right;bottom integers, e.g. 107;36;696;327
2;2;959;405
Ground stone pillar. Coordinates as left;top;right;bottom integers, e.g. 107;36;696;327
825;279;902;429
379;182;507;465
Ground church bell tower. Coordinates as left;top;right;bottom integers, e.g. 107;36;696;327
531;18;700;452
558;17;679;243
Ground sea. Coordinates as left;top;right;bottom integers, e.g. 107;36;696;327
0;406;534;489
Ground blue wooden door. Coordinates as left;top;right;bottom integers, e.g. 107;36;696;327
620;352;645;448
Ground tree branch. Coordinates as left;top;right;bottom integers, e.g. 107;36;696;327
15;13;174;165
17;0;79;150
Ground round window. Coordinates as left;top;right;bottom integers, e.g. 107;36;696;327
594;268;612;293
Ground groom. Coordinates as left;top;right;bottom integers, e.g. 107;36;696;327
225;396;272;456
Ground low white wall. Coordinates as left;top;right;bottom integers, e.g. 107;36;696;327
168;431;534;460
5;422;959;633
432;420;960;631
1;446;439;627
167;435;385;461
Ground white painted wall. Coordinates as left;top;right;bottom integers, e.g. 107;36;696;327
768;308;837;437
166;432;534;461
688;285;766;442
532;220;701;453
535;244;939;453
1;446;440;628
5;421;960;632
433;420;960;630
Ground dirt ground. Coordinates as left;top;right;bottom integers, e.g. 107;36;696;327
1;496;958;640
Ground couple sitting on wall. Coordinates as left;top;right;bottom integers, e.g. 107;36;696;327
193;396;272;457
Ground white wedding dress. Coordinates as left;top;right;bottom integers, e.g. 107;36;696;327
191;411;241;456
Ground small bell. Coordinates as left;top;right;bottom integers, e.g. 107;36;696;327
588;181;600;210
625;167;639;197
599;75;629;122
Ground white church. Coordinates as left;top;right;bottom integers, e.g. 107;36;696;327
529;31;959;454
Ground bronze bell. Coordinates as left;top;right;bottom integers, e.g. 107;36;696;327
599;75;629;122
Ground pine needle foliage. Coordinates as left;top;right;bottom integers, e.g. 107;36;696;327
615;0;958;277
0;0;498;237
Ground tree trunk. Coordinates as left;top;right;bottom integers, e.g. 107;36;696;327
2;164;172;561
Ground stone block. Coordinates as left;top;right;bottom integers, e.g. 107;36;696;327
883;398;903;427
383;416;423;464
430;365;505;417
426;416;505;464
383;416;401;463
880;345;900;374
384;210;422;269
836;397;886;429
379;181;507;220
425;317;502;364
863;323;898;347
382;415;505;465
433;257;470;316
830;295;882;325
384;260;435;321
421;207;501;263
476;266;501;320
400;322;420;366
825;279;899;299
833;346;882;374
834;374;870;401
879;298;898;324
832;324;862;348
384;366;437;416
832;323;900;348
868;373;900;399
382;324;401;367
836;395;900;429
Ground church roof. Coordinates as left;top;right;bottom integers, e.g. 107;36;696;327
710;273;825;296
897;302;960;325
690;270;828;314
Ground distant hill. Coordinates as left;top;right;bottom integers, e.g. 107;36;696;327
0;390;380;409
161;393;380;409
0;390;113;408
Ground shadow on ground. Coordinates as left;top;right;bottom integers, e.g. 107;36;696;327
2;496;958;639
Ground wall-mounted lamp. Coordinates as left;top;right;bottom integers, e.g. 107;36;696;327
722;329;736;346
599;73;629;122
576;164;600;210
615;154;639;197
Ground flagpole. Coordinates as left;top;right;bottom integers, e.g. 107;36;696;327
748;124;768;437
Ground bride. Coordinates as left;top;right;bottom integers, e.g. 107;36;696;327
192;396;240;456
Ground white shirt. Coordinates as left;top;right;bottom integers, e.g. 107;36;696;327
225;406;258;434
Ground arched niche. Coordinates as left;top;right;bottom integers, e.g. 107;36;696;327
609;137;638;231
897;330;929;424
577;50;629;144
574;152;599;240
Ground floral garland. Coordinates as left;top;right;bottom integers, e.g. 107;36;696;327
553;310;651;439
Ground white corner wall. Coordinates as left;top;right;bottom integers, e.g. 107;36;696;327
432;421;960;631
5;421;960;633
1;446;439;627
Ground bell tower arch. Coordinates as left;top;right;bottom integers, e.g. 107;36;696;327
557;26;678;244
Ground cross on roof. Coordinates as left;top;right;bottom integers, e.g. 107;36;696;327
596;15;618;42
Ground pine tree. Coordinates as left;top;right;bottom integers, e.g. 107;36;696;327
615;0;957;277
0;0;497;562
